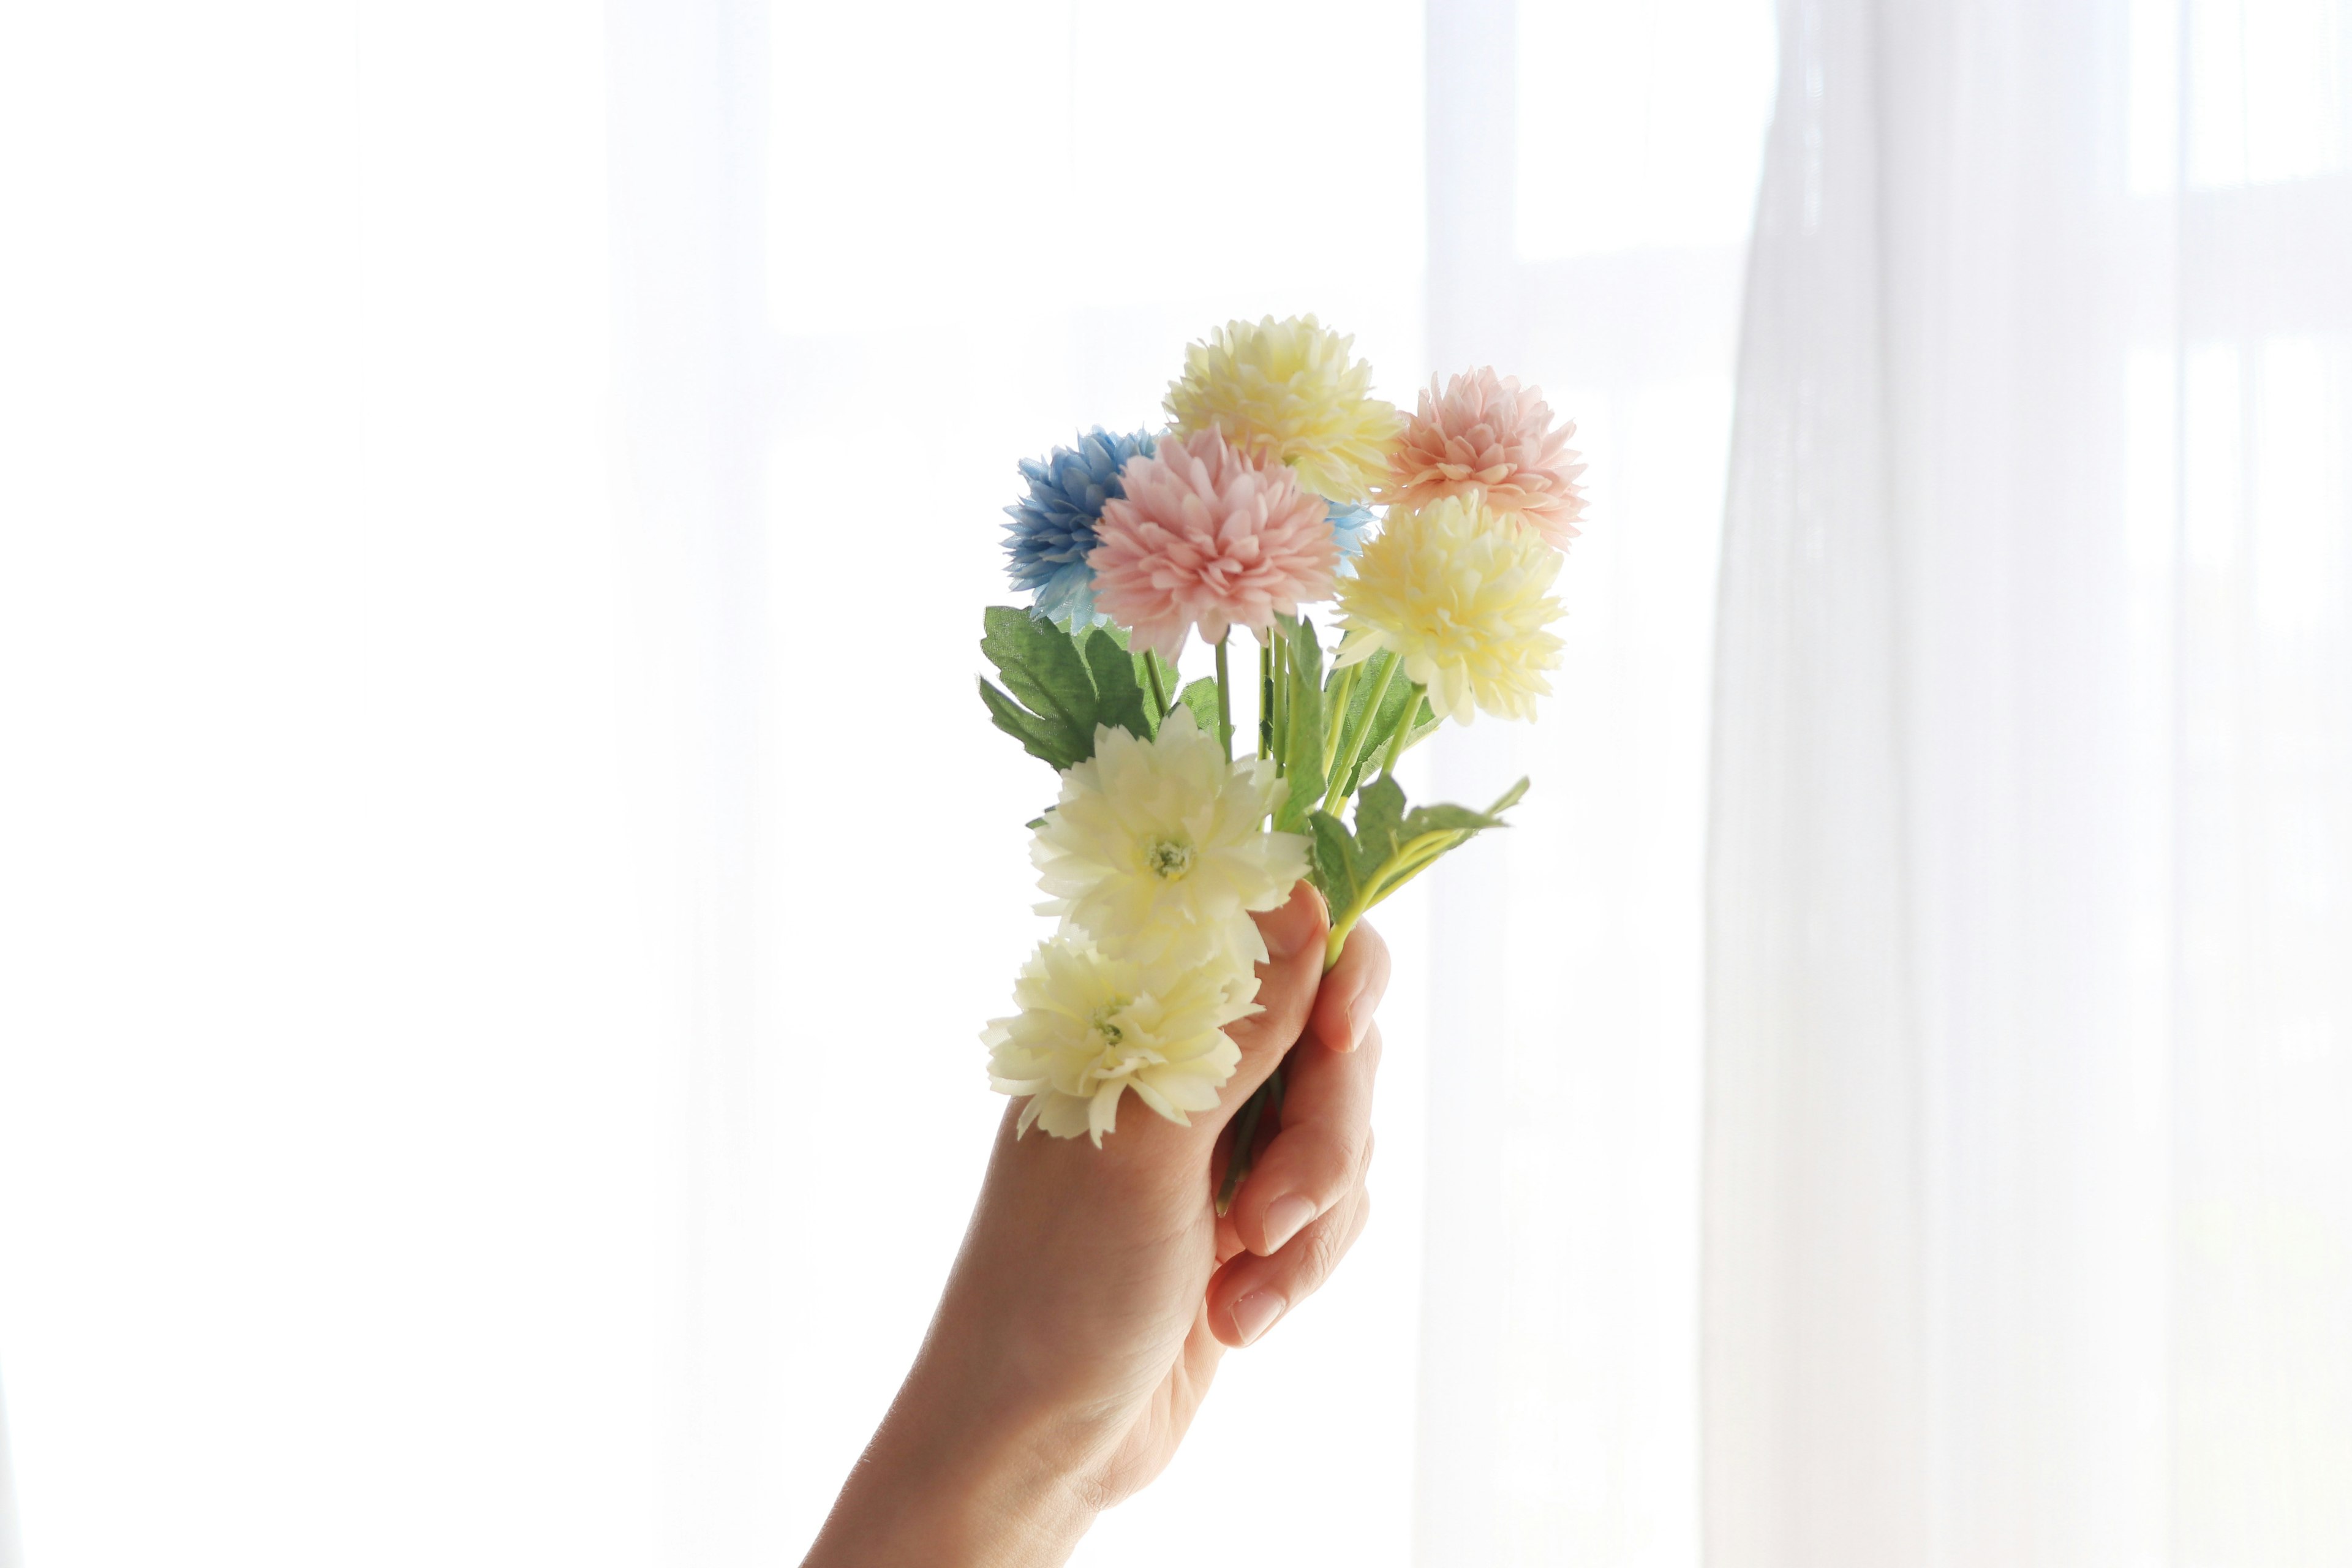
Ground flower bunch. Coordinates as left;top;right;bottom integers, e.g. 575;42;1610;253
978;317;1584;1200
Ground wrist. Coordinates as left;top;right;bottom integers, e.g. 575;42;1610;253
802;1352;1101;1567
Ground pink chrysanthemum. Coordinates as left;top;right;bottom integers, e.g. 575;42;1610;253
1379;368;1588;548
1089;429;1339;662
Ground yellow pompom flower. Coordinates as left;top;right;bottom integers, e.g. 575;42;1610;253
984;933;1260;1145
1334;495;1566;724
1164;315;1403;505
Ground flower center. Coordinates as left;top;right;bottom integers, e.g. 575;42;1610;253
1144;837;1196;881
1090;1003;1130;1050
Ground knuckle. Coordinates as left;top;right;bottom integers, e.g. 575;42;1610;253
1304;1210;1353;1278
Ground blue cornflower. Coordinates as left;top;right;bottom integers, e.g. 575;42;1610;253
1327;500;1381;575
1003;428;1158;628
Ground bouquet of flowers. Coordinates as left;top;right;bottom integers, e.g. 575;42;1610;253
979;315;1584;1211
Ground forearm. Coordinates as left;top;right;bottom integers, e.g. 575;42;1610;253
800;1337;1101;1568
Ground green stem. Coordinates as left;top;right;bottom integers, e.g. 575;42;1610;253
1324;652;1399;814
1258;640;1273;760
1144;654;1170;721
1378;685;1423;777
1213;633;1234;760
1271;632;1288;775
1215;1068;1285;1215
1321;827;1468;968
1321;661;1359;778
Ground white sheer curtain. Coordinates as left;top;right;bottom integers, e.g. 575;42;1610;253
0;1379;19;1568
1;6;682;1565
1417;2;1770;1564
1708;1;2352;1563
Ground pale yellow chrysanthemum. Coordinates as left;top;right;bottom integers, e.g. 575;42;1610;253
1033;706;1310;968
1334;495;1566;724
1163;315;1404;505
984;933;1259;1145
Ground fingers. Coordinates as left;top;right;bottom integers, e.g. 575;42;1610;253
1229;1018;1382;1256
1309;919;1391;1054
1207;1183;1373;1348
1218;881;1330;1106
1225;921;1388;1255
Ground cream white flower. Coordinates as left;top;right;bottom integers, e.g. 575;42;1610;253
1033;706;1310;967
985;934;1260;1144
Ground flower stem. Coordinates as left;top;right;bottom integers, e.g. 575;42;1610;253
1259;640;1273;760
1321;661;1359;779
1271;632;1289;775
1213;633;1234;760
1321;827;1466;967
1324;652;1399;815
1144;652;1170;721
1215;1061;1291;1215
1378;684;1423;777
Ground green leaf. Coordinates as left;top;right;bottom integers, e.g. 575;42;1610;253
1274;617;1326;833
1348;774;1408;884
976;606;1161;774
1395;777;1529;842
1306;774;1536;926
1355;668;1422;784
1080;626;1152;740
1177;676;1221;737
978;676;1088;770
1332;654;1416;753
1306;812;1360;912
1393;804;1498;835
982;606;1097;742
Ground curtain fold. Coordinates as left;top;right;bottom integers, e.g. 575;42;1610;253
1708;0;2352;1561
1703;1;1928;1561
0;1377;20;1568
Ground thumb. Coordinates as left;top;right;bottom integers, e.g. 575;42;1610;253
1215;880;1328;1123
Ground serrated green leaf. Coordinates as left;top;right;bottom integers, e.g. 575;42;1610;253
1307;812;1359;912
1080;626;1152;740
983;606;1099;737
1177;676;1221;737
1395;804;1501;836
1275;617;1327;832
978;606;1168;775
1390;779;1528;853
978;677;1088;770
1349;774;1408;884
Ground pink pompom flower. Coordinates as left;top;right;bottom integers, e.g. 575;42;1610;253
1381;368;1588;548
1089;429;1339;662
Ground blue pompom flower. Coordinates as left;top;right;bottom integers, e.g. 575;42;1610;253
1327;500;1379;574
1003;428;1158;627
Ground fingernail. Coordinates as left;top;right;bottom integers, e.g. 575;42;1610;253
1344;988;1376;1052
1261;884;1324;960
1232;1289;1286;1346
1263;1194;1317;1253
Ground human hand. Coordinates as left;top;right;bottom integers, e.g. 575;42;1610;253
801;881;1391;1567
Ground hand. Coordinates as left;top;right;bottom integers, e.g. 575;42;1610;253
802;882;1392;1567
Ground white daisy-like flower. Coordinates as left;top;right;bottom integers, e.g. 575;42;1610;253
985;933;1261;1144
1033;706;1311;967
